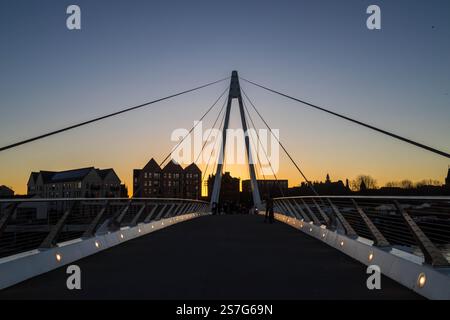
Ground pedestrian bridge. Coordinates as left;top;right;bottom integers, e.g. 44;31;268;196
2;72;450;299
0;197;449;300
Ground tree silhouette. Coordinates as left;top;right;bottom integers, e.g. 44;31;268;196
351;175;377;191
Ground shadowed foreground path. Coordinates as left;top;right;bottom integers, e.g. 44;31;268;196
0;215;421;300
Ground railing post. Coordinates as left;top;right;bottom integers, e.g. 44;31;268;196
82;201;109;238
300;199;321;225
155;204;169;220
274;200;283;214
290;199;310;222
0;202;19;238
185;203;195;213
174;203;188;216
274;200;284;214
312;199;331;226
144;204;160;223
283;200;301;220
115;200;133;225
108;200;131;231
351;199;390;247
279;200;291;216
327;198;358;238
164;203;178;218
130;202;147;226
40;202;75;249
394;201;449;267
272;200;280;213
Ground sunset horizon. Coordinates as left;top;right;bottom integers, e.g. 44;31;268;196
1;0;450;306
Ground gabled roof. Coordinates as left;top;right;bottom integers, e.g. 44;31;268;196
162;160;183;173
40;171;57;184
96;168;121;183
29;172;39;184
50;167;95;183
96;168;114;179
184;163;201;173
143;158;161;172
0;185;14;193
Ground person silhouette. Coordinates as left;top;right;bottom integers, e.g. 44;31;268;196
265;196;274;223
212;202;218;215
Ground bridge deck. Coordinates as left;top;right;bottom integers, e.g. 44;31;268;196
0;215;421;299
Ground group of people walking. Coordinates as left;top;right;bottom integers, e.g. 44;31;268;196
211;196;275;224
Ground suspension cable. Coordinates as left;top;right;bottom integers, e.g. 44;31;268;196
201;103;227;195
241;88;320;196
242;98;286;197
159;86;229;168
194;94;228;164
243;102;265;180
133;86;228;198
0;77;229;153
240;77;450;159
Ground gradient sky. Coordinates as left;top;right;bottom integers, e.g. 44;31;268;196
1;0;449;196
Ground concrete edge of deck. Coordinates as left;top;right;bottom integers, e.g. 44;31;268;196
0;212;210;290
271;212;450;300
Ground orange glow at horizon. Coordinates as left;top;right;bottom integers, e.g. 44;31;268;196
1;95;449;197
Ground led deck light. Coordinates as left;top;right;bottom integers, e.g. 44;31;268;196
417;273;427;288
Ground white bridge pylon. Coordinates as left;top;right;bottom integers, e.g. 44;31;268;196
210;71;262;208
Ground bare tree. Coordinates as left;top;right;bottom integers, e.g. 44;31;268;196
416;179;441;187
351;175;377;191
385;181;400;188
400;180;414;189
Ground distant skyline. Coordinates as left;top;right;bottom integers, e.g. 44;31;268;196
1;0;449;196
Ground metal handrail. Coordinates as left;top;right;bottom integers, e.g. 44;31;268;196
0;197;209;203
274;195;450;201
0;198;209;259
273;195;450;267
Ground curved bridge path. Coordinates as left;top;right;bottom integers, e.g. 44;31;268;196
0;215;421;300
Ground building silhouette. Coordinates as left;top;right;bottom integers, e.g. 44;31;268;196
446;168;450;188
162;161;185;198
27;167;123;198
184;163;202;199
242;179;288;198
133;158;162;197
133;158;202;199
207;172;240;203
289;174;350;196
0;185;14;198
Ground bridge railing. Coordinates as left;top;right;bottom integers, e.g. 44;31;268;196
0;198;209;259
273;196;450;267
